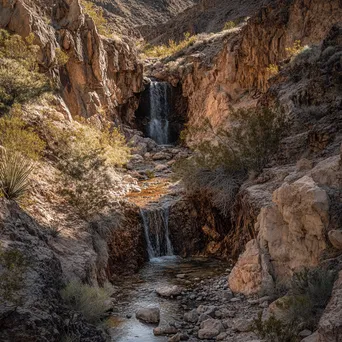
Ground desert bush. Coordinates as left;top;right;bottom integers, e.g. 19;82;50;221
291;267;336;312
0;29;50;112
44;120;130;219
142;32;196;58
223;21;236;30
145;169;155;179
0;245;27;303
81;0;111;37
0;150;34;200
257;267;337;340
174;107;287;215
253;312;299;342
286;40;305;58
61;280;113;324
266;63;279;77
55;48;69;67
0;112;46;160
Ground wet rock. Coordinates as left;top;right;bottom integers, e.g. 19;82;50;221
156;285;184;298
136;307;160;324
184;309;199;323
198;318;224;339
154;325;178;336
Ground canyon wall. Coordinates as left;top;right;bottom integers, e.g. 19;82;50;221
148;0;342;134
0;0;143;122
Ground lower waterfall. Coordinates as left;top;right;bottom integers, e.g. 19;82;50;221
141;206;174;259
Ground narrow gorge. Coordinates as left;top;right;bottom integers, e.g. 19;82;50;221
0;0;341;342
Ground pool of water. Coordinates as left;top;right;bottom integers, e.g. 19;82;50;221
109;256;228;341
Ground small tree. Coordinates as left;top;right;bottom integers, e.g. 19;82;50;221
174;107;287;215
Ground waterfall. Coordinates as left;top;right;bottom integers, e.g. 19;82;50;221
147;80;171;145
141;206;174;260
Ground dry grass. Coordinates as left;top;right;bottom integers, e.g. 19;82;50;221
142;32;196;58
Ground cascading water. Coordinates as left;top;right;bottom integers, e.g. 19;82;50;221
141;206;174;260
147;80;171;145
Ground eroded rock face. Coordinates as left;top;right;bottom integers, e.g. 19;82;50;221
229;176;329;295
0;199;105;342
0;0;143;121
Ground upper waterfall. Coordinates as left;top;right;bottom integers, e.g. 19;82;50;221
147;80;171;145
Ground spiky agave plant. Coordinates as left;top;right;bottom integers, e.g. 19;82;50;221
0;148;34;200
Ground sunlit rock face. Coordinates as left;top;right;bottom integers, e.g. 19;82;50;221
0;0;143;121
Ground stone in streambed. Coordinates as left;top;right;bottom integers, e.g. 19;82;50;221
198;318;224;339
135;307;160;324
156;285;184;298
184;309;198;323
154;325;178;336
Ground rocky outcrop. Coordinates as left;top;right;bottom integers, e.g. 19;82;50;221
0;0;143;121
0;199;105;342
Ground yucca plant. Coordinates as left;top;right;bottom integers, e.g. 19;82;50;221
0;149;34;200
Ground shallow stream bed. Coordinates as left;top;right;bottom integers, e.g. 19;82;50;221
110;256;228;341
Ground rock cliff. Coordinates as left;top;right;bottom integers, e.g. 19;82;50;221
0;0;143;122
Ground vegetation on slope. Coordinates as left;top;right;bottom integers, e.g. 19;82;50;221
174;107;287;216
141;32;196;58
0;30;50;113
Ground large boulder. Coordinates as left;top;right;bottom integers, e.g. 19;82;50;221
228;239;274;295
136;307;160;324
198;318;224;339
229;176;329;295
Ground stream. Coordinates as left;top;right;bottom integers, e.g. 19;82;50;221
110;256;228;341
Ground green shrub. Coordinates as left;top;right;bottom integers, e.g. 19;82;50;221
0;112;46;160
0;29;50;112
61;280;113;324
174;107;287;215
146;169;155;179
81;0;111;37
0;245;27;303
0;150;34;200
44;120;130;219
256;267;337;340
286;40;305;57
223;21;236;30
266;63;279;77
253;312;299;342
55;48;69;67
291;267;336;312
